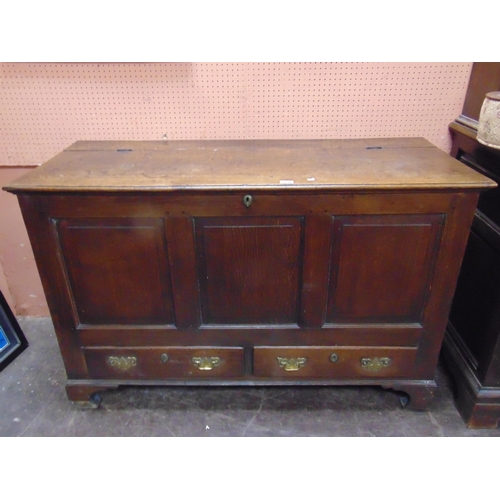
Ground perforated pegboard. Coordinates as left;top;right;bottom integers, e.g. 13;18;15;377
0;62;472;165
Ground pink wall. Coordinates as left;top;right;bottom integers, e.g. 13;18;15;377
0;62;473;316
0;258;15;312
1;62;472;164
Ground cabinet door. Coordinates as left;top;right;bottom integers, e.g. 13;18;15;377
326;214;444;325
56;218;174;326
195;217;303;325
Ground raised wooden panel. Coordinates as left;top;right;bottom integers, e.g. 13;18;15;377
195;217;303;325
56;218;174;325
327;214;444;324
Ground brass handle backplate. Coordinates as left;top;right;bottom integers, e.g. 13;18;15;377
360;357;392;372
243;194;253;207
277;357;307;372
192;356;221;371
107;356;137;371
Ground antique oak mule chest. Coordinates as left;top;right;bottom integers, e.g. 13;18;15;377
4;139;495;409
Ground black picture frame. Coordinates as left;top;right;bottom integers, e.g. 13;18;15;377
0;290;28;372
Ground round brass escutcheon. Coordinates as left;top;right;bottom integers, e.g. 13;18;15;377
160;353;169;363
330;353;339;363
243;194;253;207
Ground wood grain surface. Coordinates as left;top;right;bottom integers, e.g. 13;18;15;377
4;139;495;193
6;138;496;410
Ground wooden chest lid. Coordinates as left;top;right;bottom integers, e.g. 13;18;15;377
3;138;496;193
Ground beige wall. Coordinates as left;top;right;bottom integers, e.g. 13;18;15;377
0;62;473;316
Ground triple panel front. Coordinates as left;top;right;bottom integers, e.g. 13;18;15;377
31;191;458;398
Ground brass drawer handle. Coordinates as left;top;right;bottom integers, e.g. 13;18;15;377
192;356;221;370
360;357;392;372
107;356;137;371
277;357;307;372
243;194;253;207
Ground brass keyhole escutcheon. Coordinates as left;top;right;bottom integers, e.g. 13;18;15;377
243;194;253;207
330;353;339;363
160;353;169;363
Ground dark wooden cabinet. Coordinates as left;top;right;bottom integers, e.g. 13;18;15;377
439;62;500;428
3;139;494;409
443;122;500;428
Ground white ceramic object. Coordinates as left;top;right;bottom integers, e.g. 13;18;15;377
477;91;500;150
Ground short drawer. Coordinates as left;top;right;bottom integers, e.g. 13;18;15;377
84;346;244;379
253;346;417;379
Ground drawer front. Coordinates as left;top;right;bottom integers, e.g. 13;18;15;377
253;346;417;379
84;347;244;379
